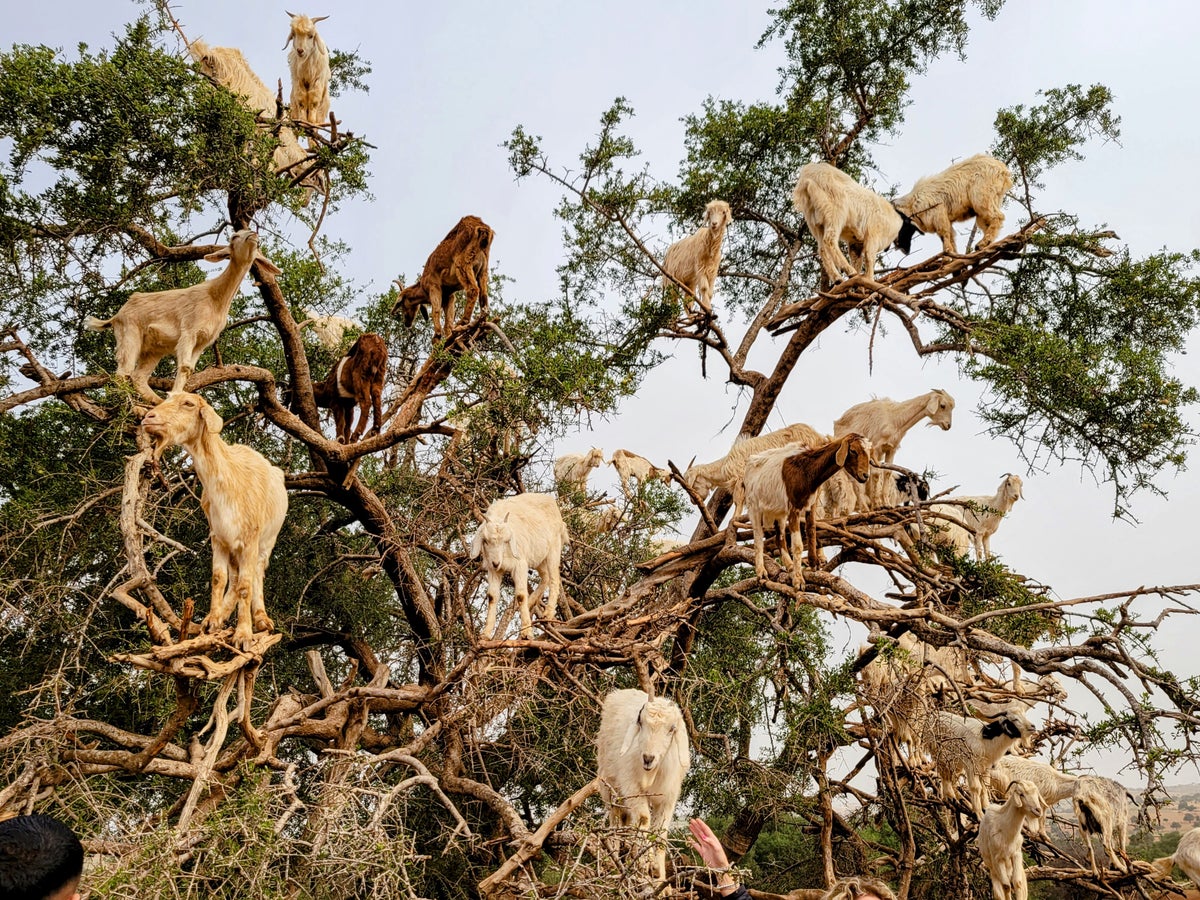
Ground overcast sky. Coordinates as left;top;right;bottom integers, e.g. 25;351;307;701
7;1;1200;782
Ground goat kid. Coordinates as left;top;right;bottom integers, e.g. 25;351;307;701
312;332;388;443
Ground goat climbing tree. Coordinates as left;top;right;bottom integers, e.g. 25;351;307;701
0;3;1198;899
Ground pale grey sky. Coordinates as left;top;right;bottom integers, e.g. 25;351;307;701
8;1;1200;781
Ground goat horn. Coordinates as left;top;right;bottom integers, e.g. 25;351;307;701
686;456;696;470
312;15;330;22
285;10;297;16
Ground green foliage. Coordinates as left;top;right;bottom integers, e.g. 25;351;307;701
994;83;1122;195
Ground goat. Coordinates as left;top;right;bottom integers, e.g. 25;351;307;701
1152;826;1200;886
859;631;973;765
1073;774;1133;875
300;306;362;348
554;448;605;492
610;449;670;497
392;215;494;336
791;161;902;282
284;13;331;129
780;434;872;586
924;710;1035;817
596;689;690;885
86;230;281;404
929;473;1024;559
140;392;288;647
894;154;1013;255
662;199;733;313
685;421;825;515
186;39;317;195
977;780;1044;900
311;332;387;443
834;390;954;508
469;493;569;639
741;442;810;579
989;757;1078;840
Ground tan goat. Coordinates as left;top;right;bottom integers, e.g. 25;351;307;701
141;392;288;647
86;230;280;404
393;215;494;336
662;199;732;313
284;12;331;129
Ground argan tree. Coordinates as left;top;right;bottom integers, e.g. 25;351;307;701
0;3;1197;899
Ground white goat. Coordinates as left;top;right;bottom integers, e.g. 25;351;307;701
834;390;954;508
300;305;363;349
977;780;1044;900
610;449;670;497
1073;775;1133;875
1152;826;1200;886
596;689;691;885
685;422;825;514
554;448;605;492
86;231;280;404
791;161;902;282
186;39;313;189
662;199;733;313
469;493;569;639
894;153;1013;255
284;13;331;129
929;473;1024;559
140;392;288;647
925;710;1034;817
989;757;1078;840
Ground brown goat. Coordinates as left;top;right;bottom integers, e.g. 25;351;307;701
312;332;387;443
781;433;872;586
392;215;494;335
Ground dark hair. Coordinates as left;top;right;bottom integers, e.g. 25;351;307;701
0;814;84;900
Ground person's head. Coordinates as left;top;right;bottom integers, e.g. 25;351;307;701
821;875;898;900
0;814;84;900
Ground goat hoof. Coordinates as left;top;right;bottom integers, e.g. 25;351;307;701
252;613;274;633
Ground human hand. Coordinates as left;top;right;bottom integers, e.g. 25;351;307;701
686;818;731;870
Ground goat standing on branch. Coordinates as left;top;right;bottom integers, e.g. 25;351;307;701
469;493;569;639
978;780;1044;900
833;389;954;507
312;332;387;443
791;162;901;282
284;12;331;131
929;473;1024;560
86;230;281;404
141;392;288;648
596;689;690;886
894;153;1013;255
662;199;732;314
392;215;494;336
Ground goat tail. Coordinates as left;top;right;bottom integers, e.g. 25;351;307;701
1150;854;1175;878
84;315;112;331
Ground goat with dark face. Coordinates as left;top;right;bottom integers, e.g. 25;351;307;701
778;433;872;586
392;215;494;335
312;332;387;443
894;471;931;503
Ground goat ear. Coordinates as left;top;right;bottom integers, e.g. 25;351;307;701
618;713;642;757
672;722;690;770
200;403;223;434
254;252;282;277
835;437;850;467
204;246;232;263
469;530;483;559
